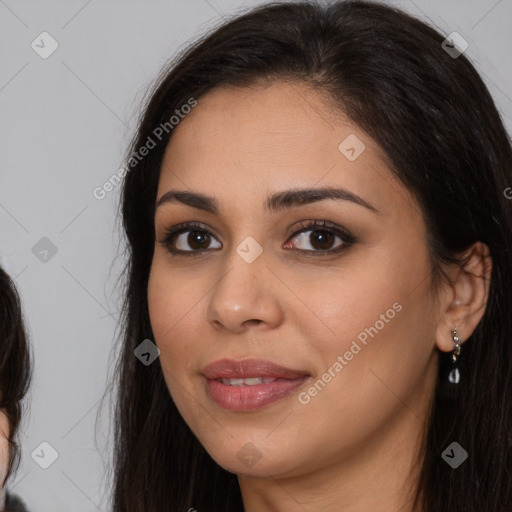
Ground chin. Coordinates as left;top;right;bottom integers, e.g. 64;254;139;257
219;456;290;478
204;439;300;479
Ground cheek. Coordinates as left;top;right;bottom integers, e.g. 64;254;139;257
147;260;207;379
148;258;195;340
284;256;406;360
300;250;436;412
287;292;434;468
147;264;220;441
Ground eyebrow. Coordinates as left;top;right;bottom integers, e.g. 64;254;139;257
155;186;379;214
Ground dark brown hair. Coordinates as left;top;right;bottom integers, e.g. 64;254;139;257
109;1;512;510
0;266;32;489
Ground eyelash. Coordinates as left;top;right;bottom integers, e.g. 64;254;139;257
157;219;357;257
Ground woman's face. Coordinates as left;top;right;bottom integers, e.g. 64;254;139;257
148;81;442;479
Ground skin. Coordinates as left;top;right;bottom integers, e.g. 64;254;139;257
147;81;492;512
0;410;9;509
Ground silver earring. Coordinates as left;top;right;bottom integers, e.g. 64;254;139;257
448;328;462;384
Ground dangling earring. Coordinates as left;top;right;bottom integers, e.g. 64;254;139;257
448;328;462;384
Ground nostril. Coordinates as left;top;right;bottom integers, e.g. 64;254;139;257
244;319;262;327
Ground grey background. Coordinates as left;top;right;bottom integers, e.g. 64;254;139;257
0;0;510;510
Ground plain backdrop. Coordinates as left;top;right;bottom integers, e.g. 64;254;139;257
0;0;511;510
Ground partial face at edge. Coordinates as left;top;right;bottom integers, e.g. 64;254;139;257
0;409;10;503
147;81;441;478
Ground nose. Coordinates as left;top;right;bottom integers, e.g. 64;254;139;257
205;251;284;334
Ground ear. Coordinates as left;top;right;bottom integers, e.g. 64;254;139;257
434;241;492;352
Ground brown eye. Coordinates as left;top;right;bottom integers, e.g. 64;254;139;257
283;220;355;254
184;230;212;250
159;223;222;254
286;229;342;252
310;230;336;250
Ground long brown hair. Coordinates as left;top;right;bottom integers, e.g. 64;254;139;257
108;1;512;510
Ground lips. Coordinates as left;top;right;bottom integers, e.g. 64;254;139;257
202;358;310;380
202;358;311;411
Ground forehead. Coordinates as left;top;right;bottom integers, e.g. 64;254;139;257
157;81;406;216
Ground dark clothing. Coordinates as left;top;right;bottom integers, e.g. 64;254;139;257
4;492;29;512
